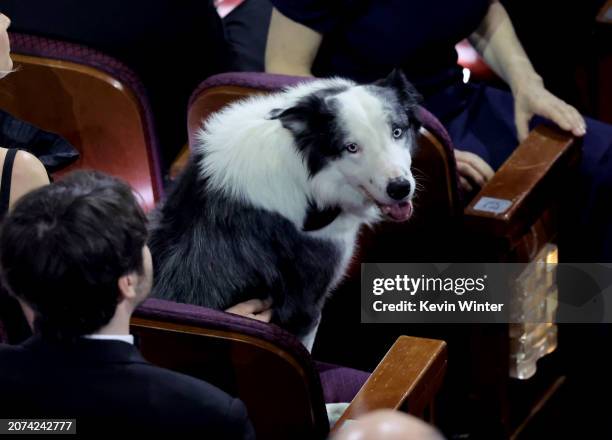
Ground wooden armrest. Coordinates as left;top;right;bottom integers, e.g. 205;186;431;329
331;335;447;434
464;124;579;241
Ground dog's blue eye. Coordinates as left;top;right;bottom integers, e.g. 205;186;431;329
345;143;359;153
393;127;403;138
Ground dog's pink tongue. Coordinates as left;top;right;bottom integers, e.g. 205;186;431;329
381;201;413;222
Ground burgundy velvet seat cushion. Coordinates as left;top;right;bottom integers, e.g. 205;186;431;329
315;361;370;403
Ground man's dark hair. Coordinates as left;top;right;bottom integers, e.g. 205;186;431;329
0;171;148;340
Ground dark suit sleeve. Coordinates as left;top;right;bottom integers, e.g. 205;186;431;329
226;398;256;440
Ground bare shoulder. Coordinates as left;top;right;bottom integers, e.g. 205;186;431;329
9;150;50;207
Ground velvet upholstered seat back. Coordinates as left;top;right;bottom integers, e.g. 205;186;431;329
0;33;163;211
132;298;329;440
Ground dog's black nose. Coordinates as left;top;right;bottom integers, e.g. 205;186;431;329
386;178;412;201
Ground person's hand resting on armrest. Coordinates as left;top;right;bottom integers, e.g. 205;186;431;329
225;298;274;323
454;149;495;193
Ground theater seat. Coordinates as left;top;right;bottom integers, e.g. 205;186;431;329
131;298;447;440
0;33;163;211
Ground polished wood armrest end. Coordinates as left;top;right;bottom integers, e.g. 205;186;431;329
463;124;580;241
331;335;447;434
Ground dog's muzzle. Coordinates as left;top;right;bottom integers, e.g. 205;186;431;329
360;180;414;223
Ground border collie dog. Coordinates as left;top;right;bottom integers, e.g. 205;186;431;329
149;70;421;345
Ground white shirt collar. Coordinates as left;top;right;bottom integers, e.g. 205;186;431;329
83;334;135;345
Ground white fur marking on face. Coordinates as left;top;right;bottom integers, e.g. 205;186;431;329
313;86;416;208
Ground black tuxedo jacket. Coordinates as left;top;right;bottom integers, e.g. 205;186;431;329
0;336;255;438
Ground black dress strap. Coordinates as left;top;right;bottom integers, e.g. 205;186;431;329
0;148;18;218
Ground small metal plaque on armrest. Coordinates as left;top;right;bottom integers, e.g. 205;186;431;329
472;197;512;215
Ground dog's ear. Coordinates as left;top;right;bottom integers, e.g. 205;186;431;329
374;69;422;110
268;104;311;135
374;68;412;93
270;93;336;136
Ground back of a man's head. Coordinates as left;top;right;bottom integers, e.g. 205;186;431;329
333;410;446;440
0;171;148;341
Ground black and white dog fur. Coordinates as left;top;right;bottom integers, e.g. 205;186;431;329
149;70;421;349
